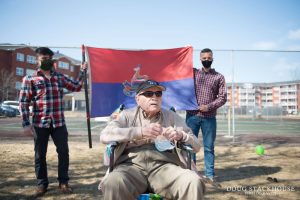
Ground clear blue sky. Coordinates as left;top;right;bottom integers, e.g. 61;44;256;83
1;0;300;83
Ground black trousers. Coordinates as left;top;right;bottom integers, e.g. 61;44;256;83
33;124;69;187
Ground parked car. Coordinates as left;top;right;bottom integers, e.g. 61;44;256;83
2;100;20;115
0;104;17;117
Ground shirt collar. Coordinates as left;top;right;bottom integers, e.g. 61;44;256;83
201;67;216;74
141;109;161;121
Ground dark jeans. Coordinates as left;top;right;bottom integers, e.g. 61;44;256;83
33;124;69;187
186;113;216;178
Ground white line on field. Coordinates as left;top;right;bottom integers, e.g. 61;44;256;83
0;123;20;126
91;125;101;130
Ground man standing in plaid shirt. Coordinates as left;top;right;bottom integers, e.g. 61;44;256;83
186;48;227;188
19;47;87;197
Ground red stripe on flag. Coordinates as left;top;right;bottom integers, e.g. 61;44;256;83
87;46;193;83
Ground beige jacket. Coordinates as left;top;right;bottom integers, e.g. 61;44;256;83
100;107;200;166
98;107;202;190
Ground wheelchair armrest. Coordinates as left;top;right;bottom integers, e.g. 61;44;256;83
177;142;193;170
105;142;118;172
177;142;193;151
109;142;118;148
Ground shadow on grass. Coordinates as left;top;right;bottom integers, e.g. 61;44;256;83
215;166;281;182
0;181;104;200
0;162;107;200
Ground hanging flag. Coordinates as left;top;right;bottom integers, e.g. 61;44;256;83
86;46;198;117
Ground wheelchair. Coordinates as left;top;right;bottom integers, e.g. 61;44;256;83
100;105;195;200
105;141;193;200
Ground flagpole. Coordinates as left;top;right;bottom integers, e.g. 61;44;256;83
82;44;92;148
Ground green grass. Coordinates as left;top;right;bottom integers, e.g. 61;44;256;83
217;118;300;135
1;117;299;136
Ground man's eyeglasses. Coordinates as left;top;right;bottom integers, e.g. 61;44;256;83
139;91;163;97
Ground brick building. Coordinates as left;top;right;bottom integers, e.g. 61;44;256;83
0;44;82;103
226;80;300;115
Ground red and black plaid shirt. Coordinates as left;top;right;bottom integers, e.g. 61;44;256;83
19;69;84;128
187;68;227;117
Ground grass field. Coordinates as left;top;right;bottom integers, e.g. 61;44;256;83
217;118;300;135
1;114;300;136
0;113;299;199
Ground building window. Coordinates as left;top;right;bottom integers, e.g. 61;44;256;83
16;67;24;76
70;65;74;72
26;69;35;76
16;53;24;61
27;55;36;64
16;81;22;90
58;61;69;70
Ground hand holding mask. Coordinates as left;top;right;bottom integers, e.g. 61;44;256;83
154;135;175;152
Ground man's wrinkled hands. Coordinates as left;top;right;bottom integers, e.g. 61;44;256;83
141;123;162;139
162;126;183;141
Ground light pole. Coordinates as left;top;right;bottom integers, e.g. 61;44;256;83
231;51;235;141
225;51;235;141
266;89;269;120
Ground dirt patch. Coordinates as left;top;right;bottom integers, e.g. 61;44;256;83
0;138;105;200
0;134;299;200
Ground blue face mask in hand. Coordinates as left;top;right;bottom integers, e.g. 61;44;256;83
154;136;175;152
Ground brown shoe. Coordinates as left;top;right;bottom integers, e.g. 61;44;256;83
59;183;73;193
34;185;47;197
203;176;222;189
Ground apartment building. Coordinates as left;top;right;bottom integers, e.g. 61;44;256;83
0;44;81;102
226;80;300;115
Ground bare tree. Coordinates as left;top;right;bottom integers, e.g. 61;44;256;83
0;67;16;102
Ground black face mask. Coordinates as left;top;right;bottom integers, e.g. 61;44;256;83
40;59;54;71
202;60;213;69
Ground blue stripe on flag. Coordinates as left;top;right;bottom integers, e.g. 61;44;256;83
91;78;198;117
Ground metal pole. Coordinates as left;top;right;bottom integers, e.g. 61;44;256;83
228;108;231;136
231;51;236;142
266;91;269;120
82;44;92;148
246;87;248;117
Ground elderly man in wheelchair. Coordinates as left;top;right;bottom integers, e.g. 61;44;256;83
99;79;206;200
